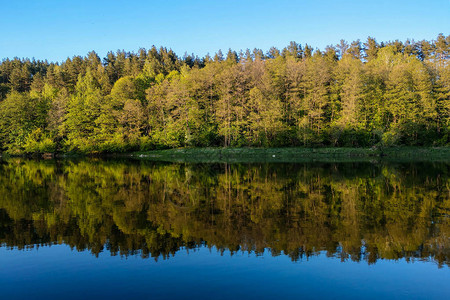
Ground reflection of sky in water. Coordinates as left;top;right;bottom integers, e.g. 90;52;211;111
0;245;448;299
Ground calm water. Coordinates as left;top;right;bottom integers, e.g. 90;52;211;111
0;158;448;299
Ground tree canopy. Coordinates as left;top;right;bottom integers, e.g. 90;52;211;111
0;35;449;153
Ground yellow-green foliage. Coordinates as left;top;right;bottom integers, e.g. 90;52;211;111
0;36;449;153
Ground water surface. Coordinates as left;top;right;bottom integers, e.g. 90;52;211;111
0;159;448;299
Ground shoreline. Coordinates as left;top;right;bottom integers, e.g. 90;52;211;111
125;147;450;163
1;147;449;163
84;147;450;163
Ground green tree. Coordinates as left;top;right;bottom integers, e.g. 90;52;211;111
63;70;104;152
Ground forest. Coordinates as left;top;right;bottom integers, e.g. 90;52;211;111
0;35;449;154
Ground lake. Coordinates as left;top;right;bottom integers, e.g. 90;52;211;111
0;158;448;299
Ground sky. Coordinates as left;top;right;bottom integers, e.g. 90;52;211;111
1;0;449;62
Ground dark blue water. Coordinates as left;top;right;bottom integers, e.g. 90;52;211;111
0;245;448;299
0;159;448;299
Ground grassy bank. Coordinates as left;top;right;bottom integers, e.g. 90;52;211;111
2;147;449;163
126;147;450;163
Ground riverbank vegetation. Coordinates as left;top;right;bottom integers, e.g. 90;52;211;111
0;35;449;154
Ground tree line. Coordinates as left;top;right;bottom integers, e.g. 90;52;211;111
0;159;448;266
0;35;449;153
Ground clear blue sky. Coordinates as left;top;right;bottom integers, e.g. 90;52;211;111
1;0;449;62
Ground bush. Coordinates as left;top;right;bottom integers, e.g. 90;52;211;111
23;128;56;153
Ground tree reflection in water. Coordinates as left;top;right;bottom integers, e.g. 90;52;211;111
0;158;448;267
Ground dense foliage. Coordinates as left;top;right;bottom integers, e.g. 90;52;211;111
0;35;449;153
0;159;448;266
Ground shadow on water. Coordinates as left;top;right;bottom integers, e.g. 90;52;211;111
0;158;448;267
